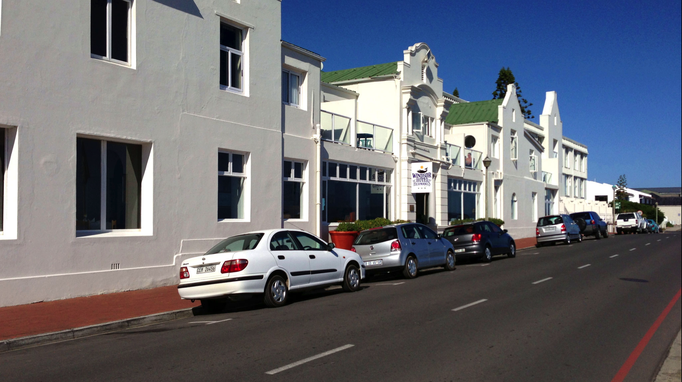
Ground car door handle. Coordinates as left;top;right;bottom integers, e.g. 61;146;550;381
309;255;316;259
427;242;432;245
411;242;416;245
278;255;285;260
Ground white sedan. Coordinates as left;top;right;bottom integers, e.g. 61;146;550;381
178;229;365;310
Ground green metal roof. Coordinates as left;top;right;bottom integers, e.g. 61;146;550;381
445;99;503;125
321;62;399;83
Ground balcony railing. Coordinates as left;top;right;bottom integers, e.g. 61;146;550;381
321;111;351;145
542;171;552;184
443;143;461;167
464;148;482;170
356;121;393;153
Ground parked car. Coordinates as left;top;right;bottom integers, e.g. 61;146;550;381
570;211;608;239
440;221;516;262
647;219;660;233
351;223;456;279
536;214;582;246
178;229;365;311
616;212;645;234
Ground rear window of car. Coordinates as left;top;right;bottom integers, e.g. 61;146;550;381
206;233;264;254
618;213;635;219
571;212;590;220
538;216;563;226
443;225;475;237
355;228;398;245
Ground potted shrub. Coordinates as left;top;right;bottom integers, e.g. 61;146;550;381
328;221;361;250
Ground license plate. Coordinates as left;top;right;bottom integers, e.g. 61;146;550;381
196;265;216;274
455;248;465;253
365;260;383;267
545;227;556;231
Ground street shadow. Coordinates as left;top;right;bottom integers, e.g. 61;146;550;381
619;278;649;283
152;0;203;18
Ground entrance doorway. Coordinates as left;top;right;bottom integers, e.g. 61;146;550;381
416;193;429;225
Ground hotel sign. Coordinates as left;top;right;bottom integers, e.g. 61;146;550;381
411;162;433;193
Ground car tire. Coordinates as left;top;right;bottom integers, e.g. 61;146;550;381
201;299;226;313
594;229;601;240
603;228;608;238
507;242;516;258
264;275;288;308
444;250;456;271
342;264;361;292
482;246;492;263
402;255;418;279
617;228;622;235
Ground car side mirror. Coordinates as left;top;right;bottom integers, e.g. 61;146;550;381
438;233;442;238
503;229;508;233
327;243;335;251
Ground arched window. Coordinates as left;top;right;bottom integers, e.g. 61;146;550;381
511;193;518;220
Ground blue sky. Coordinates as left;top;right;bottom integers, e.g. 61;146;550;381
282;0;681;188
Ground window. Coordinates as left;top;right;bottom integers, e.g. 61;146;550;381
322;161;392;222
574;178;580;198
91;0;133;64
282;70;300;107
76;137;142;231
510;131;518;160
218;151;248;220
545;189;555;216
564;148;571;168
532;192;537;222
574;153;579;170
220;22;244;92
412;112;432;137
447;178;479;221
552;139;558;158
563;175;571;197
283;160;305;220
511;193;517;220
529;150;537;172
582;156;587;172
491;136;499;158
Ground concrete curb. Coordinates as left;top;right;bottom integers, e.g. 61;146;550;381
655;330;682;382
0;308;194;353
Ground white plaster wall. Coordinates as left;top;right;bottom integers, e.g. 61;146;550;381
0;0;283;306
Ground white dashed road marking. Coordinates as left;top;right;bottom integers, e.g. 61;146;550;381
452;299;488;312
645;243;651;246
630;248;637;251
533;277;553;285
480;264;490;267
266;344;354;375
578;264;591;269
610;254;619;258
189;318;233;325
376;282;405;286
658;239;662;242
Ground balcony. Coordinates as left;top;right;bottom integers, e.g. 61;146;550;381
321;111;351;145
464;148;482;170
443;143;461;167
356;121;393;153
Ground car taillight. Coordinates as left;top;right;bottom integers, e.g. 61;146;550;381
390;240;401;252
472;233;482;243
180;267;190;279
351;247;356;252
536;228;540;236
561;224;566;232
221;259;248;274
591;220;595;225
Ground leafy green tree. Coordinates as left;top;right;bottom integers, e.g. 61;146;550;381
492;67;534;119
616;174;629;200
453;88;460;98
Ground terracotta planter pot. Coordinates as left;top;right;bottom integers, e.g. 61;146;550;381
328;231;359;250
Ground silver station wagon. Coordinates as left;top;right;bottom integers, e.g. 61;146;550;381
536;214;583;246
351;223;456;278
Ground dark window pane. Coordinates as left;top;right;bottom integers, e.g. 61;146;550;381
218;176;244;219
231;53;242;89
111;0;129;62
220;23;242;50
218;152;230;172
283;181;301;219
283;161;292;178
232;154;244;173
349;165;357;180
321;180;327;221
377;170;385;182
359;167;367;181
358;184;383;220
294;162;303;179
282;71;289;103
339;164;347;178
220;50;228;87
447;190;462;222
77;138;102;230
328;180;356;222
90;0;107;57
106;142;141;229
369;168;376;181
322;162;327;177
328;163;337;178
463;192;477;220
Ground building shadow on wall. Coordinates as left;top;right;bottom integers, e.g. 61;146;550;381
152;0;203;18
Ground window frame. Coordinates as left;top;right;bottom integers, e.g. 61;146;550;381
219;21;246;94
510;131;518;160
283;159;307;221
218;150;250;221
90;0;134;66
282;70;300;107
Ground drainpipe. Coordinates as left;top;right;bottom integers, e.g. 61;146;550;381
315;123;321;236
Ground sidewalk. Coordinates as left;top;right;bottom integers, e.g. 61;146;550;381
0;233;679;382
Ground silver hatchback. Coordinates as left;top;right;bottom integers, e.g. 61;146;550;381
536;214;582;246
351;223;456;279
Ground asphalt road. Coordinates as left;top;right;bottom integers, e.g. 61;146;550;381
1;232;680;382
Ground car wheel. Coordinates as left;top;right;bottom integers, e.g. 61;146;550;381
342;264;361;292
594;229;601;240
201;299;226;313
402;255;418;279
617;228;622;235
603;229;608;238
482;246;492;263
444;250;456;271
264;275;288;308
535;242;544;248
507;242;516;258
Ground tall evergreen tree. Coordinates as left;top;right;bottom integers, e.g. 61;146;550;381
616;174;629;200
452;88;460;98
492;67;534;119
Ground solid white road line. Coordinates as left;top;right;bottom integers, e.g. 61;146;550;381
578;264;591;269
189;318;233;325
532;277;553;285
265;344;354;375
452;299;488;312
610;254;620;258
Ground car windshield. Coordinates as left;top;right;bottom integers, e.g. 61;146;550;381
538;216;563;226
355;228;398;245
443;225;475;237
206;233;264;254
618;213;635;219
